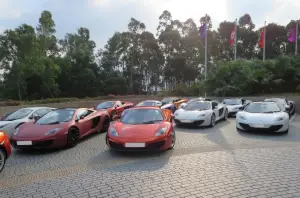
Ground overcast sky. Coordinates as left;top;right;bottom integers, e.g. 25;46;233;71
0;0;299;49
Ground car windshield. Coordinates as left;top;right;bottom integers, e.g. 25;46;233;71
223;99;242;105
161;98;174;104
245;103;281;113
36;109;75;124
184;101;211;111
120;109;163;124
4;109;33;121
96;101;114;109
187;98;201;104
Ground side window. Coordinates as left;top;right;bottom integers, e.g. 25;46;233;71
76;109;89;119
34;108;52;117
121;101;125;105
212;102;218;109
115;101;122;107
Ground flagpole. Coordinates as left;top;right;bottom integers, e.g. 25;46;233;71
204;14;208;97
263;21;266;61
234;18;237;60
296;23;298;56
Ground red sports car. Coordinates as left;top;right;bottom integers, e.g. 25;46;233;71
93;100;134;119
10;108;110;150
0;131;11;172
106;106;175;151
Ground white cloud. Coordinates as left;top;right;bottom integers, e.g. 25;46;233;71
265;0;300;26
0;0;21;19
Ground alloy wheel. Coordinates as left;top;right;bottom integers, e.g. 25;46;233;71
0;148;6;172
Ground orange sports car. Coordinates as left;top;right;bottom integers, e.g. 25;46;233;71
161;97;189;109
106;106;175;151
93;100;134;120
0;131;11;172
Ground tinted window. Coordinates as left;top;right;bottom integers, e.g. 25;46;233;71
244;103;281;113
34;108;52;117
36;109;75;124
4;109;33;121
184;101;211;111
96;101;114;109
76;109;94;119
121;109;163;125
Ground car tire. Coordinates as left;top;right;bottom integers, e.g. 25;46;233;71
101;117;110;133
168;130;176;150
210;114;216;127
66;128;80;148
0;148;6;173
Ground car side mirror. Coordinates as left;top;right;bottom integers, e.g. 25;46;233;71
33;114;40;121
285;105;290;111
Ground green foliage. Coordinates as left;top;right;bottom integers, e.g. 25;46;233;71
0;10;300;102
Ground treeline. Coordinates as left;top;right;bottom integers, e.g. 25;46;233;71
0;10;299;100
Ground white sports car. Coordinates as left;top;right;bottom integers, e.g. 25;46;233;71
174;100;228;127
236;101;289;133
0;107;55;137
222;98;252;117
178;97;212;109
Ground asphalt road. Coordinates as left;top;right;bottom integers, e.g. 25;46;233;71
1;115;300;198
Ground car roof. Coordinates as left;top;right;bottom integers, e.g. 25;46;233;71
253;101;277;104
55;108;78;111
19;107;54;110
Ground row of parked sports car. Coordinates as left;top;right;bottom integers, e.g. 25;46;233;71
0;96;296;173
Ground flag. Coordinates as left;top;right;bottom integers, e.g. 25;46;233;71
199;24;206;39
258;28;264;48
230;26;236;46
288;26;296;43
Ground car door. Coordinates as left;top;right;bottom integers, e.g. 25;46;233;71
114;101;124;116
212;102;219;118
75;109;94;136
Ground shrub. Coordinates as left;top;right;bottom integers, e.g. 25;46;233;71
0;100;22;107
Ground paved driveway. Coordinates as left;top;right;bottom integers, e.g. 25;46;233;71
1;115;300;197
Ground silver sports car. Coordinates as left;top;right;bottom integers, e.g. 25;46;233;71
236;101;289;133
222;98;252;117
174;100;228;127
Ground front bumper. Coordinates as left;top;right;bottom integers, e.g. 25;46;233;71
174;117;211;126
107;135;172;151
10;135;66;149
236;119;288;132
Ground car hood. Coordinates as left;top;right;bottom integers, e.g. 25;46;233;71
16;122;68;138
112;122;167;138
175;109;210;119
238;112;286;122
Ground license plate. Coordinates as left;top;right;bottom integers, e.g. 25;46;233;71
125;143;145;148
17;141;32;145
180;120;193;123
252;124;265;128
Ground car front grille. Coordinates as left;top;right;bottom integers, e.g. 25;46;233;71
239;123;283;132
108;140;165;151
174;119;204;126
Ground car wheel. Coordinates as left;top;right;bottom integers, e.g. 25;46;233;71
101;117;110;133
168;130;176;150
110;111;117;120
223;109;228;121
66;128;80;148
210;114;216;127
0;148;6;173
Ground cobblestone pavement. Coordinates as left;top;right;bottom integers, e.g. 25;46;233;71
1;115;300;198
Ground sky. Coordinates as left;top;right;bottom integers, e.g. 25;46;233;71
0;0;299;49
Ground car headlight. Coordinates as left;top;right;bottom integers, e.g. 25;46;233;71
155;127;168;136
0;123;10;129
109;128;119;137
239;115;246;120
197;114;206;117
276;117;284;121
13;127;20;136
44;128;61;136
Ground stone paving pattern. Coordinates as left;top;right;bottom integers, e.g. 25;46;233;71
1;116;300;198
